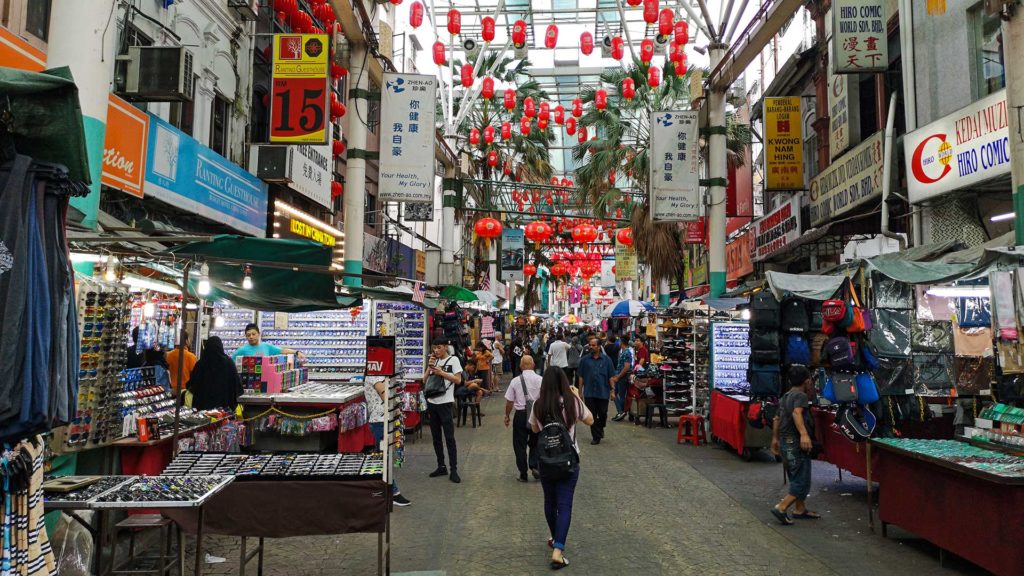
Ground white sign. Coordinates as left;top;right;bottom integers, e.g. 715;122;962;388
904;89;1009;204
808;130;885;227
288;144;332;208
833;0;888;73
827;60;857;159
380;73;437;202
752;196;802;261
649;110;700;221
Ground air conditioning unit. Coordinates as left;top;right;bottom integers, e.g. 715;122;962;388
123;46;194;102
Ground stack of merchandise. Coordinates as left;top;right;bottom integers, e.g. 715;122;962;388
162;451;385;480
658;317;694;415
118;366;174;441
374;301;427;376
874;438;1024;478
237;354;308;394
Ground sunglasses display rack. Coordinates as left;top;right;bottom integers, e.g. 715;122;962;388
161;451;384;480
372;301;428;378
210;306;370;380
710;322;751;395
68;279;132;450
90;475;234;508
117;366;175;437
43;476;135;509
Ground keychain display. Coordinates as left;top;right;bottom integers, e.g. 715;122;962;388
162;452;383;479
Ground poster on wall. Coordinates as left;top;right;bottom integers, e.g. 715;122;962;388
752;196;802;261
614;239;637;282
270;34;329;144
500;228;525;282
649;110;701;221
832;0;888;73
726;231;753;281
379;73;437;202
809;131;884;226
764;97;803;190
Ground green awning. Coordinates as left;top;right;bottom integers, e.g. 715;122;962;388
864;259;975;285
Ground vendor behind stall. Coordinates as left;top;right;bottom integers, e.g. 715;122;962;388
231;323;305;360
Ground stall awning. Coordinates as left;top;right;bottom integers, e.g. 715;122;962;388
767;270;845;301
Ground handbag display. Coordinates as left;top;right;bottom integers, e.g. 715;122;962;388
997;341;1024;375
911;320;954;353
868;309;912;357
953;356;993;396
830;372;859;403
810;333;830;366
952;326;993;357
748;364;781;397
855;372;880;405
913;353;953;396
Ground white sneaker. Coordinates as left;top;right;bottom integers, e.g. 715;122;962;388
205;554;226;564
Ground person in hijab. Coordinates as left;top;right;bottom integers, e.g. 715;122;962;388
186;337;244;410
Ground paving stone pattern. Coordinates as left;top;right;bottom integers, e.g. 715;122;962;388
181;381;985;576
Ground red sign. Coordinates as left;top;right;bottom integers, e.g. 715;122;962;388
271;34;329;144
366;336;396;376
726;230;754;281
727;145;754;218
684;218;705;244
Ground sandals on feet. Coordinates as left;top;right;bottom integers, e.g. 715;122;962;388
792;510;821;519
550;556;569;570
770;506;794;526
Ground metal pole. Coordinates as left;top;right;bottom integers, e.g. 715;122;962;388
170;261;192;460
898;0;922;246
708;44;728;297
441;166;457;285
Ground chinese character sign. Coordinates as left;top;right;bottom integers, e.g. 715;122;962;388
380;73;437;202
649;110;700;221
827;58;854;159
270;34;329;144
500;228;525;282
764;97;803;190
614;238;637;282
833;0;888;73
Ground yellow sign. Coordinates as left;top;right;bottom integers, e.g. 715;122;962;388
271;34;329;144
272;34;328;77
764;97;804;190
289;218;336;246
614;239;637;282
415;250;426;274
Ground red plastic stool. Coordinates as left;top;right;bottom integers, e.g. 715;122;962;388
676;414;707;446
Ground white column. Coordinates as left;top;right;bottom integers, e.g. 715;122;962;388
708;45;728;297
343;45;369;286
441;167;457;285
1004;13;1024;245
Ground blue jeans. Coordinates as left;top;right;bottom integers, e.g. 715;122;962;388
781;436;811;499
613;378;628;413
370;423;399;496
541;468;580;550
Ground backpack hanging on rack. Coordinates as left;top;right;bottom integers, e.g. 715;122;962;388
750;291;780;329
780;297;809;333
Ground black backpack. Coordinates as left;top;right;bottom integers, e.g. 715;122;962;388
750;291;780;329
537;420;579;481
780;297;809;333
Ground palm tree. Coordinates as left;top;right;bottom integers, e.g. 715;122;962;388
572;58;751;292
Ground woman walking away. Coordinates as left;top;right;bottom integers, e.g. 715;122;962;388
529;368;594;569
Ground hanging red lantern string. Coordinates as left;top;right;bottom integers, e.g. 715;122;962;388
481;16;495;42
674;53;688;76
580;31;594;55
643;0;659;24
595;89;607;110
503;89;516;111
610;36;624;60
640;39;654;65
447;8;461;35
330;98;346;120
554;104;565;125
523;97;536;118
578;125;588;143
648;66;661;88
483;125;495;144
331;181;343;199
674;20;689;45
539;101;550;121
409;1;424;28
658;8;674;37
469;127;480;146
621;77;635;100
487;150;499;167
520;116;532;136
501;121;512;140
512;19;527;48
537;116;549;130
460;63;474;88
565;116;576;136
332;139;345;157
572;98;583;118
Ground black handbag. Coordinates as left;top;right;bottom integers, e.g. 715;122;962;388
424;358;455;399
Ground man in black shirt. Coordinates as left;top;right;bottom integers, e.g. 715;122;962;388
600;331;619;365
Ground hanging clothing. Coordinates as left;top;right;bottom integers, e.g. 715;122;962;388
1;436;57;575
186;337;244;410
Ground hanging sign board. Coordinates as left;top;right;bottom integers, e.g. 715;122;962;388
649;111;700;221
614;239;637;282
827;60;858;159
809;130;885;226
270;34;329;144
726;230;754;281
500;228;525;282
904;89;1009;204
102;95;149;198
752;196;802;261
380;73;437;202
366;336;396;376
832;0;888;73
764;97;803;190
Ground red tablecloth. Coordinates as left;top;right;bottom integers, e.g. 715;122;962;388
873;443;1024;576
337;398;374;452
710;391;747;456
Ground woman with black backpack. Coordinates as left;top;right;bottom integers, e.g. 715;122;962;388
529;368;595;570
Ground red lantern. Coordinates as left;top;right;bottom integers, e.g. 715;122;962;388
539;101;550;121
331;180;343;199
520;116;531;136
599;288;609;296
524;264;537;276
616;207;623;218
640;39;655;65
627;0;642;5
460;63;474;87
621;77;635;100
565;117;576;136
523;97;536;118
581;284;592;295
481;16;495;42
580;32;594;55
330;99;346;120
474;217;502;239
572;98;583;117
504;161;512;176
550;262;568;277
674;20;689;45
648;66;661;87
481;77;495;99
643;0;658;24
525;220;553;246
545;24;558;49
674;55;688;76
554;105;565;125
512;19;527;48
608;170;616;184
487;150;498;167
658;8;674;37
332;140;345;156
432;41;446;65
501;121;512;140
578;126;588;143
331;64;346;79
469;128;480;146
503;89;516;111
409;1;424;28
447;8;461;35
572;224;598;243
616;227;634;246
389;0;402;6
537;116;549;130
484;125;495;144
595;89;607;110
611;36;624;60
669;41;683;64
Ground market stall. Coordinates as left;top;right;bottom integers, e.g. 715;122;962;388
238;382;374;452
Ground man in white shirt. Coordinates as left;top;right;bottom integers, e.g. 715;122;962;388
504;355;543;481
546;332;572;378
424;340;463;483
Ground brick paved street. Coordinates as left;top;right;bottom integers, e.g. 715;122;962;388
182;389;986;576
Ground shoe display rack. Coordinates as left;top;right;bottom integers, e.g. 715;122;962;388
657;309;710;416
710;322;750;395
211;307;370;380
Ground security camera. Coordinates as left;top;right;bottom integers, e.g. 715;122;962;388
463;38;477;52
602;35;612;47
654;34;669;46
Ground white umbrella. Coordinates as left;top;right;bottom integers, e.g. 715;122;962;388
601;299;657;318
473;290;499;304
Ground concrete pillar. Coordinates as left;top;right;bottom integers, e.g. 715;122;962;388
658;278;670;307
47;0;118;230
343;44;369;286
1004;13;1024;245
441;167;457;285
708;45;728;297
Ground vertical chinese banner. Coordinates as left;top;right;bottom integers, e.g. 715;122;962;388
379;73;437;202
500;228;525;281
827;57;855;159
832;0;888;73
614;238;637;282
649;110;701;221
764;97;804;190
270;34;329;143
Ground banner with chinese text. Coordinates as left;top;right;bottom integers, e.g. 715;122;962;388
833;0;888;73
380;73;437;202
764;97;803;190
649;110;700;221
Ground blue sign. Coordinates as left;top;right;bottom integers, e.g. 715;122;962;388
143;113;268;237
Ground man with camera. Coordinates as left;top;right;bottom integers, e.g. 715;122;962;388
423;340;463;483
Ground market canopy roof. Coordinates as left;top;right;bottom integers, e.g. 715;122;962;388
766;271;844;301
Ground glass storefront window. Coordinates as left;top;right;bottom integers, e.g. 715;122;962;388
972;4;1005;97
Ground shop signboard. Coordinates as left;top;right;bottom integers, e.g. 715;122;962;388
684;217;705;244
809;130;884;227
904;89;1009;204
649;110;700;221
827;59;857;159
366;336;396;376
752;196;802;261
0;25;45;71
614;238;637;282
287;145;332;208
101;95;149;198
286;218;336;246
500;228;525;282
363;233;391;273
726;230;754;281
415;250;426;280
270;34;329;144
379;73;437;202
764;97;803;190
143;113;268;237
727;144;754;218
832;0;888;73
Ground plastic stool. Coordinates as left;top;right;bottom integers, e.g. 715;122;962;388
644;403;669;428
676;414;707;446
460;398;483;428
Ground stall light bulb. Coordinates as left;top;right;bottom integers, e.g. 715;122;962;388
242;265;253;290
104;256;117;282
740;309;751;320
143;302;156;318
197;263;211;296
214;315;225;328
